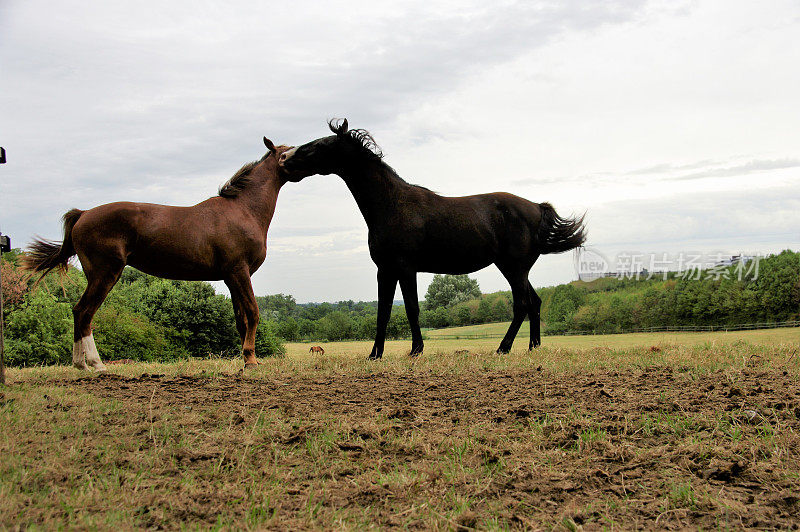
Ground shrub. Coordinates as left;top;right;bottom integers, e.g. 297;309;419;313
254;320;286;358
93;305;186;362
4;290;72;367
318;311;353;341
115;277;239;356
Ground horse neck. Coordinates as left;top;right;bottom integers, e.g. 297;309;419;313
235;164;283;232
339;160;405;225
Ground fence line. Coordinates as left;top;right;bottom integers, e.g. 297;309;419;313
426;320;800;340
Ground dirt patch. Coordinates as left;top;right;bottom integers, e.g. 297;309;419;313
41;365;799;529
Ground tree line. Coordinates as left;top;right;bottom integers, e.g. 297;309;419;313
2;248;797;366
539;250;799;334
257;274;514;342
261;250;799;340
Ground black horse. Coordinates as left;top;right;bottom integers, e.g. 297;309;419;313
280;120;586;359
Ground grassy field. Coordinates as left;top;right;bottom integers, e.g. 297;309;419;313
288;325;800;358
2;327;799;529
426;319;800;342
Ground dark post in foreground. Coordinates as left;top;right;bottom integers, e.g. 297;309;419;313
0;232;9;386
1;147;7;384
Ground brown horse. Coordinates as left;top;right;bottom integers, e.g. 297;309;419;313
309;345;325;355
23;138;298;370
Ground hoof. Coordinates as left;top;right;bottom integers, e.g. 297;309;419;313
73;361;88;370
244;356;261;367
408;350;423;358
367;354;382;361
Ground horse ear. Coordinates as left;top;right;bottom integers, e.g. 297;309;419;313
263;137;275;151
329;118;349;135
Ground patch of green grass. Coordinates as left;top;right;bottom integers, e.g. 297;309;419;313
580;427;608;444
665;481;697;510
638;412;703;438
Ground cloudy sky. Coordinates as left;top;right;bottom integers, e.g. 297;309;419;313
1;0;798;302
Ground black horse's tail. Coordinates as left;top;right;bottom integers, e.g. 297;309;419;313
537;203;586;254
22;208;84;282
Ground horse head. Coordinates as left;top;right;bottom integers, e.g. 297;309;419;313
278;119;382;180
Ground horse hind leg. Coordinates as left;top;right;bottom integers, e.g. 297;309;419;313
72;265;124;370
527;281;542;350
496;267;530;354
73;335;103;371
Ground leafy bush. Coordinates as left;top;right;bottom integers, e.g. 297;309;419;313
543;320;571;335
424;274;481;309
254;320;286;358
272;316;301;341
114;277;239;356
386;311;411;339
93;305;186;362
318;311;353;341
4;290;72;367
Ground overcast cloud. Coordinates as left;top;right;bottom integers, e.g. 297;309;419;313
1;0;798;302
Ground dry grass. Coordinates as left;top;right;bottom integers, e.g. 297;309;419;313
426;320;800;345
1;329;799;529
9;327;799;385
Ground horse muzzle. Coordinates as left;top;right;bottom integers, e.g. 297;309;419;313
278;147;297;165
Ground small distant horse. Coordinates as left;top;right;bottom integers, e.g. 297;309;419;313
309;345;325;355
280;120;586;359
23;138;299;370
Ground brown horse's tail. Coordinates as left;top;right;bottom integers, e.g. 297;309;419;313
537;203;586;254
22;208;84;283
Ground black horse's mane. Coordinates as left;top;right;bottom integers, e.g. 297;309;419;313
328;119;430;191
329;119;384;160
219;152;270;198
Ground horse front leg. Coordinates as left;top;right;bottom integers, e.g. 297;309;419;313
399;273;423;356
368;269;397;360
225;271;260;368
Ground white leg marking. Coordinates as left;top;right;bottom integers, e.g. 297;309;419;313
81;333;106;371
73;340;87;370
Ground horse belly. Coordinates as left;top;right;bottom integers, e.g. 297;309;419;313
409;232;495;274
127;250;222;281
419;248;494;274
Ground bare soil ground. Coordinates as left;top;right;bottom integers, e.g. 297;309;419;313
6;363;797;529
